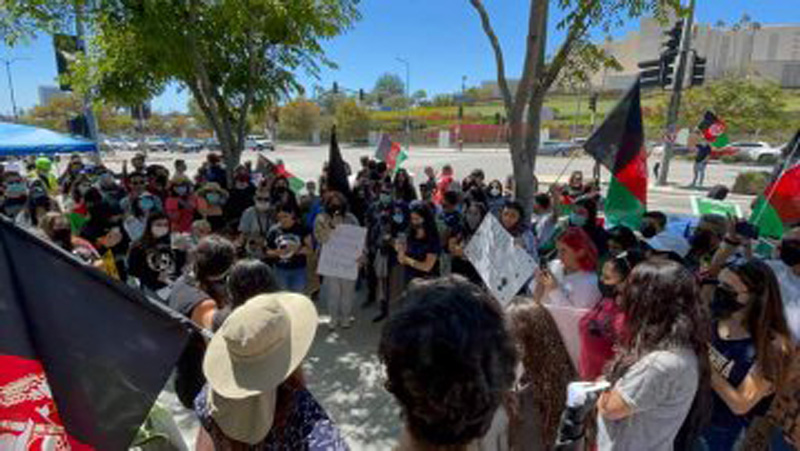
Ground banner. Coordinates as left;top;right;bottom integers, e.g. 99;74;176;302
464;214;537;306
317;224;367;281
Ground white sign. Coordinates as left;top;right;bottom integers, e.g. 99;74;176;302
543;304;591;370
464;214;538;306
676;128;690;146
317;225;367;281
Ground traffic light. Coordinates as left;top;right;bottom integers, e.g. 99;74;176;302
333;82;339;94
660;51;677;86
664;20;684;54
588;93;599;112
690;55;707;86
638;58;663;89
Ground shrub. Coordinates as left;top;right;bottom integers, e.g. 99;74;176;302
732;171;770;195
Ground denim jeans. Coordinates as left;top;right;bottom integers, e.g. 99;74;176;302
275;267;307;293
699;424;743;451
692;161;708;187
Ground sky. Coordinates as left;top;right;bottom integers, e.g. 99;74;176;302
1;0;798;115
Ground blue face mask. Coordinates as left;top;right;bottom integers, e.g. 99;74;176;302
140;197;155;211
206;192;221;205
569;213;588;227
393;213;404;224
6;182;26;196
175;186;189;196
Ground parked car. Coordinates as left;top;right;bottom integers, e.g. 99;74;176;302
175;138;203;153
725;141;781;163
245;135;275;151
539;140;573;156
649;144;691;157
145;136;171;152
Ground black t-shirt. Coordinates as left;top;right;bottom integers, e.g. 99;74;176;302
169;274;211;318
696;144;712;163
225;185;256;224
127;239;174;291
405;235;441;280
266;223;309;270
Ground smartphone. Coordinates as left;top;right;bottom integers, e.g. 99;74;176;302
735;221;760;240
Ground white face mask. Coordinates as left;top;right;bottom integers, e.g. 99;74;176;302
152;226;170;238
255;201;270;211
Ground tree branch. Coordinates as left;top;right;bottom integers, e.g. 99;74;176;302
468;0;513;114
511;0;548;120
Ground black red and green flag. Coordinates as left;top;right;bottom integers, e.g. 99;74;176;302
274;161;306;194
698;111;730;148
0;217;193;449
750;131;800;237
374;134;408;173
583;79;647;230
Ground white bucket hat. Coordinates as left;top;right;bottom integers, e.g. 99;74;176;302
203;292;318;444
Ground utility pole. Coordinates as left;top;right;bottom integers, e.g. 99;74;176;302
75;0;101;163
459;75;466;152
657;0;696;186
1;58;25;121
397;58;411;152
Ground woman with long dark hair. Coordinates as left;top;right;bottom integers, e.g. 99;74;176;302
127;211;175;293
597;259;711;450
393;168;417;203
449;201;488;282
700;259;792;450
500;200;537;260
396;202;441;282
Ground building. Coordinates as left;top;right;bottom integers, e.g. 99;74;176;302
38;85;67;106
592;18;800;90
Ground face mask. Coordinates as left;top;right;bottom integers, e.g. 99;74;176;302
6;182;26;196
598;282;617;298
393;213;404;224
569;213;588;227
152;226;170;238
490;188;501;197
206;193;221;205
100;174;115;187
380;194;392;204
690;230;714;252
780;240;800;267
711;286;747;318
640;224;658;239
466;213;482;230
256;201;271;212
140;197;155;211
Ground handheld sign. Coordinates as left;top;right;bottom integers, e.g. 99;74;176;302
690;196;742;218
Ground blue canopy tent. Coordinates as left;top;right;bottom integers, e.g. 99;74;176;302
0;122;97;156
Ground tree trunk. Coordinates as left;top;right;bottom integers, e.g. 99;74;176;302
509;114;536;221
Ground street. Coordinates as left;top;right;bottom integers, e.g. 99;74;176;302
124;144;762;450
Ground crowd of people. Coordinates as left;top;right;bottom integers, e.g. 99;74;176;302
1;149;798;450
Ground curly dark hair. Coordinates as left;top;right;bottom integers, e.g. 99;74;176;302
378;276;517;447
607;259;711;449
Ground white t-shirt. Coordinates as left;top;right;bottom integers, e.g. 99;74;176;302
541;259;601;309
766;259;800;342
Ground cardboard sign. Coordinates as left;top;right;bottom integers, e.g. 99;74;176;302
317;225;367;281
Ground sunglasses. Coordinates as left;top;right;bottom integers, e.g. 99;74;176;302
256;197;270;202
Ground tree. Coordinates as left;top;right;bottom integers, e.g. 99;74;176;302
279;98;322;142
412;89;428;105
385;95;410;111
4;0;360;183
335;99;371;142
373;73;406;100
468;0;680;216
20;93;133;135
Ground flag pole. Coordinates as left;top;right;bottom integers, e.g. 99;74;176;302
751;137;800;225
552;151;582;186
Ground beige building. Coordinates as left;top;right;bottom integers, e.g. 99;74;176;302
593;18;800;90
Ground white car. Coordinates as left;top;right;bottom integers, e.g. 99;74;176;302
145;136;171;152
728;141;781;163
246;135;275;151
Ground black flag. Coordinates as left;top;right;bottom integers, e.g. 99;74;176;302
327;126;352;199
0;217;193;449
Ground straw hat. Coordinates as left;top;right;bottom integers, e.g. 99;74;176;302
203;293;318;444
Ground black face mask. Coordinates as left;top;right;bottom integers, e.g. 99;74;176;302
711;286;746;318
598;282;617;298
690;230;714;253
780;240;800;267
640;224;658;239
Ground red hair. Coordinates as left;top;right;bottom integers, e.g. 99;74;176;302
558;227;599;271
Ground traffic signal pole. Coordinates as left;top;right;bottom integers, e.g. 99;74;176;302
657;0;696;186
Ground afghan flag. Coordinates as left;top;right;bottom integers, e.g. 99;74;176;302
751;164;800;238
375;134;408;173
584;79;647;230
274;161;305;194
0;217;193;449
698;111;730;148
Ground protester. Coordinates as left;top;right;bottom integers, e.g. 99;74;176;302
79;202;128;279
606;226;639;258
449;200;487;282
687;213;728;272
314;191;361;330
597;259;711;450
164;175;198;234
121;171;163;216
393;168;417;203
567;170;586;198
39;211;100;265
640;210;668;239
534;227;600;309
692;141;712;188
201;153;227;189
127;211;175;294
196;293;347;449
174;159;188;179
58;154;84;193
16;180;60;230
578;251;644;381
372;200;410;323
397;202;441;282
433;164;455;204
266;203;312;293
212;259;281;330
97;168;126;207
224;165;256;229
767;224;800;341
420;166;437;200
644;230;692;264
571;196;609;257
378;276;517;450
699;259;792;450
486;179;505;217
500;200;538;260
532;192;558;253
270;175;299;213
32;157;59;195
437;191;462;276
1;171;29;219
124;192;161;242
196;182;229;232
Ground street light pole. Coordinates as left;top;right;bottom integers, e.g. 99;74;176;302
459;75;466;152
397;57;411;152
2;58;25;121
